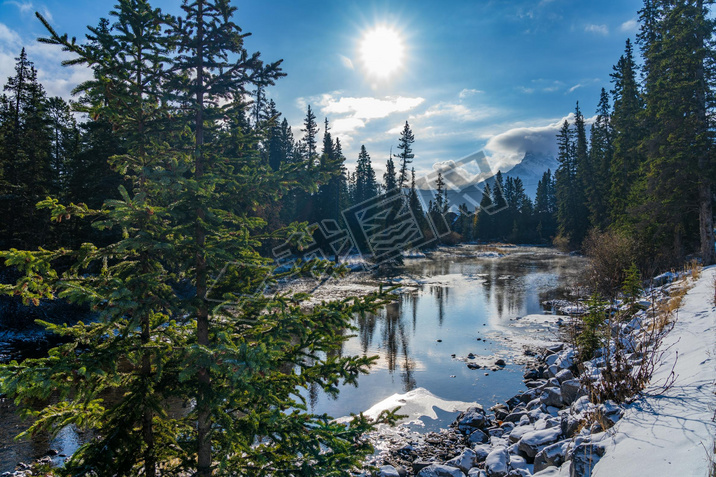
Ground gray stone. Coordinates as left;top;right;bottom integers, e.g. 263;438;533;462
533;439;570;473
485;446;509;477
560;413;581;438
379;465;401;477
540;387;563;408
413;461;433;474
417;464;466;477
457;406;488;433
595;400;622;428
504;411;529;423
560;379;583;405
508;454;528;471
517;427;562;460
569;443;605;477
500;422;515;433
508;424;535;443
467;469;486;477
472;444;491;462
446;448;478;474
524;368;541;380
468;428;489;444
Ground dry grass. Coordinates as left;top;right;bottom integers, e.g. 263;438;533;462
685;258;702;280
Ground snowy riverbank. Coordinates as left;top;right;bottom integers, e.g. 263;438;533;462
361;265;716;477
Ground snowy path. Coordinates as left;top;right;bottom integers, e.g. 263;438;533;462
592;266;716;476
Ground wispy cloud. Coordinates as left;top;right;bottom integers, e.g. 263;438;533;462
459;88;483;99
338;54;353;70
620;19;638;32
568;83;583;93
4;0;33;14
585;24;609;35
320;95;425;120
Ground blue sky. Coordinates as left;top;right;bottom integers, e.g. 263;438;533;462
0;0;644;178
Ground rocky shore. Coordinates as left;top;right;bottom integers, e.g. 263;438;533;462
359;270;694;477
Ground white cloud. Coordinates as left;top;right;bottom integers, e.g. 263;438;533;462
4;0;33;14
459;88;483;99
568;83;583;93
318;95;424;120
620;19;638;32
518;86;535;94
417;102;498;123
331;117;365;135
338;54;353;70
0;22;92;101
585;24;609;35
484;115;572;171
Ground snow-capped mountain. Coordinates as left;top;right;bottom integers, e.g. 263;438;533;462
500;152;558;198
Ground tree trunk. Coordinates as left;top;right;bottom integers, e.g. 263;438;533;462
194;2;212;475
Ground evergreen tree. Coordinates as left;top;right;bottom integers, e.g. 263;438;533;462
572;102;591;244
2;3;397;476
587;89;613;229
384;152;397;192
355;144;378;204
395;121;414;191
609;39;644;224
637;0;715;264
302;105;319;168
555;119;578;244
475;182;493;241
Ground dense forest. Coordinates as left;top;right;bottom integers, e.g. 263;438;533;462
0;0;712;475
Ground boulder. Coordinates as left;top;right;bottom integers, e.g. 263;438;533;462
560;379;582;405
555;369;574;384
533;439;570;473
446;448;478;474
468;429;489;445
560;413;582;438
413;460;433;474
467;469;486;477
457;406;488;433
500;422;515;433
540;387;563;408
595;400;622;428
508;454;528;471
508;424;534;443
517;427;562;460
504;410;529;423
569;396;593;414
485;446;510;477
523;368;541;380
417;464;466;477
472;444;491;462
569;443;605;477
379;465;401;477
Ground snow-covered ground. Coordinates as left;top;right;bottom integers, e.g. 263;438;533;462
591;265;716;476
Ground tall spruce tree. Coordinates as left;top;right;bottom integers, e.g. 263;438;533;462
586;89;613;229
395;121;414;191
1;2;397;476
637;0;715;264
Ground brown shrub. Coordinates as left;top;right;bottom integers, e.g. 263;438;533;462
583;228;637;300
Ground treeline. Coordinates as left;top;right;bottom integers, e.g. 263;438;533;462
552;1;715;267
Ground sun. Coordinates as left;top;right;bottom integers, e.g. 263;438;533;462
360;26;404;79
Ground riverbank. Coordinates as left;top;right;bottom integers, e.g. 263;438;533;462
362;265;715;477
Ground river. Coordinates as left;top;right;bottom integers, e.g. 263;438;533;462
0;245;586;472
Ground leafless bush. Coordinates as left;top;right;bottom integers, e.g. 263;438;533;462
583;229;637;300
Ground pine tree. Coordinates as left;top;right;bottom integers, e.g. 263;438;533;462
586;89;613;229
555;119;578;244
1;2;398;475
475;182;493;241
609;39;644;224
637;0;715;264
395;121;414;191
302;105;319;168
384;152;397;192
355;144;378;204
572;102;591;244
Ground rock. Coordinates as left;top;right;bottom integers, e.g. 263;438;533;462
446;448;478;474
468;353;476;359
540;387;563;408
560;413;582;438
595;400;622;428
495;358;506;366
468;363;481;370
533;439;570;473
504;411;529;423
468;429;489;444
457;406;488;433
500;421;515;433
379;465;401;477
545;353;560;366
517;427;562;460
487;427;504;438
417;464;466;477
525;379;547;389
570;396;593;414
560;379;582;405
524;368;541;380
547;343;564;354
569;443;605;477
509;454;528;471
506;395;523;409
467;469;486;477
413;461;434;474
472;444;491;462
492;405;509;421
508;424;535;443
485;446;509;477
